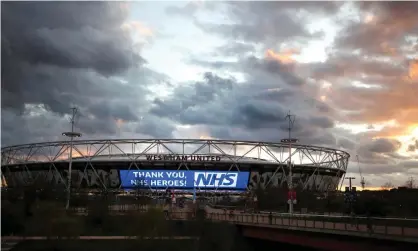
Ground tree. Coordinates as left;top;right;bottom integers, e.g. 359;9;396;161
405;177;416;188
381;182;395;190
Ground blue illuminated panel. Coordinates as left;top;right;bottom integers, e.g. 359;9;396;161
119;170;250;190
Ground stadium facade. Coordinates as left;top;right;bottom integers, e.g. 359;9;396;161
1;139;350;192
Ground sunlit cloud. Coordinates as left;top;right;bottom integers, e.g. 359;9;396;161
363;12;375;24
115;118;125;129
121;21;154;42
265;49;299;65
409;60;418;80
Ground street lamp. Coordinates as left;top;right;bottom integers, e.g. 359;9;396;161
345;177;356;215
62;108;81;210
281;138;298;215
282;111;298;215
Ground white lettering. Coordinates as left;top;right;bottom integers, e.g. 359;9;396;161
146;178;187;187
145;155;222;162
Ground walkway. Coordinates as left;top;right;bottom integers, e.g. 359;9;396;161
200;208;418;243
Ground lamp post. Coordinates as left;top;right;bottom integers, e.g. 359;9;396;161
281;111;298;215
281;138;298;215
345;177;356;215
345;177;356;191
62;108;81;210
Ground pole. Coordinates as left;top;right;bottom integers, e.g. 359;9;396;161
193;187;196;204
284;111;296;215
345;177;355;191
345;177;356;215
65;108;77;210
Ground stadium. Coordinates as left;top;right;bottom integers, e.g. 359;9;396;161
1;139;350;194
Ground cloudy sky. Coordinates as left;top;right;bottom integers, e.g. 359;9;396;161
1;1;418;188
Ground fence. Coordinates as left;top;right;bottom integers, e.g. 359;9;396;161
166;211;418;241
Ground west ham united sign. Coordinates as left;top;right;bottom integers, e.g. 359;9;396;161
145;155;222;162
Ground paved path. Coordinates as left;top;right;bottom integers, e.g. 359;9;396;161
1;236;198;241
0;235;199;250
1;241;18;251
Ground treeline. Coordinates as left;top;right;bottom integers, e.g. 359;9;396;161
1;185;255;251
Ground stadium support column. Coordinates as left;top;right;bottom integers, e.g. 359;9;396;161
62;108;82;210
281;111;298;215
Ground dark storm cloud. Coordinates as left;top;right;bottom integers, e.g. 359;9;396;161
310;53;407;80
1;107;71;146
193;1;343;44
407;140;418;152
357;163;409;175
246;56;304;87
352;138;404;166
162;1;344;147
337;137;356;150
150;70;342;147
185;1;346;58
150;72;233;121
166;52;339;143
88;102;138;122
2;2;143;109
226;1;343;15
253;88;295;102
334;1;418;56
161;2;360;149
77;116;119;136
1;2;142;78
230;101;288;130
136;116;175;139
364;138;402;154
308;116;335;129
189;54;308;88
1;2;164;146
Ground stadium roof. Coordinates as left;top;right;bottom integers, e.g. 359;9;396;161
70;153;275;165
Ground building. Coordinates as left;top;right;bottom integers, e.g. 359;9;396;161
1;139;350;193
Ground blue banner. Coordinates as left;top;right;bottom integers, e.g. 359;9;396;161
119;170;250;190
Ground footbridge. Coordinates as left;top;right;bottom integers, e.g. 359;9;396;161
176;206;418;251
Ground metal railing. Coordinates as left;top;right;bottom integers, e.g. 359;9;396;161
166;211;418;241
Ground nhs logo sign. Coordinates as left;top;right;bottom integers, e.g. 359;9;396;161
194;172;238;188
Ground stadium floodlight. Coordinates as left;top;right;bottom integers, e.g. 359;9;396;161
280;138;298;144
282;111;298;216
62;108;81;210
62;132;82;138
